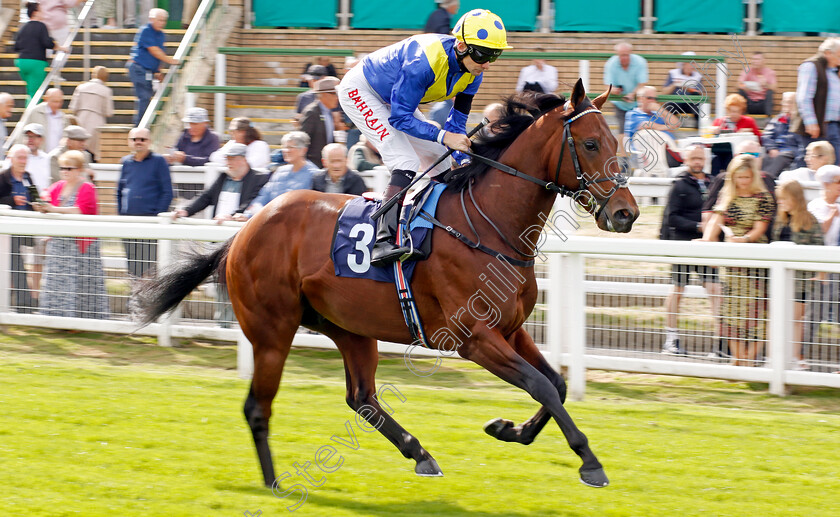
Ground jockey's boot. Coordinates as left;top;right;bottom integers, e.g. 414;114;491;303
370;169;415;267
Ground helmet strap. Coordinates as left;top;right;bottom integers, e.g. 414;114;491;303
454;41;471;73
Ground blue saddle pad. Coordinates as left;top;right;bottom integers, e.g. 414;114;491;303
331;182;447;283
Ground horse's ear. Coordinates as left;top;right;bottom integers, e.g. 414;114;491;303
571;78;586;107
592;85;612;110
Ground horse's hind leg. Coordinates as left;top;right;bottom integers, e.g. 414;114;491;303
325;325;442;476
484;328;565;445
241;309;300;487
460;329;608;488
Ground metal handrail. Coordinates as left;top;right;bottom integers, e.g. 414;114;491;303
137;0;217;131
2;0;96;153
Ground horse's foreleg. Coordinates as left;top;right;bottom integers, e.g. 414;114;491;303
484;328;565;445
333;331;442;476
460;331;608;488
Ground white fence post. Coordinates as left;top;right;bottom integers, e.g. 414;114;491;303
156;215;174;347
578;60;590;92
547;253;563;371
215;53;226;137
560;252;586;401
0;234;10;312
768;264;792;395
237;330;254;379
716;62;728;119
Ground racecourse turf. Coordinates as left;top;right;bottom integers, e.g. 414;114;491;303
0;326;838;517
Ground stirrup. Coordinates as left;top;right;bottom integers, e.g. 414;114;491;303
370;241;411;267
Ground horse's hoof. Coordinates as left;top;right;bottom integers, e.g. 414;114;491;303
579;468;609;488
415;458;443;477
483;418;514;439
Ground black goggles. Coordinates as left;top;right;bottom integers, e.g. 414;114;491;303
466;45;503;64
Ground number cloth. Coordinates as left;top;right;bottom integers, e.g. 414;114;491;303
331;183;447;281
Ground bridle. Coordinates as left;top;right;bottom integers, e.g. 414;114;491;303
461;106;628;221
425;104;629;267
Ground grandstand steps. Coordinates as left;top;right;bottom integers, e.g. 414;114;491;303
2;28;186;130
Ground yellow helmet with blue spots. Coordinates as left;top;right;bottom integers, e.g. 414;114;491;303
452;9;513;51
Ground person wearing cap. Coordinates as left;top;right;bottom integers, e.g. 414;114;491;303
118;127;174;279
172;142;268;223
662;51;704;128
0;143;38;312
9;123;52;196
238;131;319;220
295;64;329;115
128;8;179;125
806;164;840;341
47;125;94;183
69;65;114;159
298;59;337;88
210;117;271;169
300;76;342;167
23;88;68;153
808;164;840;246
337;9;512;266
167;107;220;166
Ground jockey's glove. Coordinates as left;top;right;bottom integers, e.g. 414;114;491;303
452;150;472;167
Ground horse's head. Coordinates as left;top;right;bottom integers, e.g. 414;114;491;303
551;79;640;233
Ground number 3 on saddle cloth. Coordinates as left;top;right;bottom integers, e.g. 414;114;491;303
331;182;447;346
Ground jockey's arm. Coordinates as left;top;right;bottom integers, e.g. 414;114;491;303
388;68;448;144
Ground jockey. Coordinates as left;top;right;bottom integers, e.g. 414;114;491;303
337;9;512;267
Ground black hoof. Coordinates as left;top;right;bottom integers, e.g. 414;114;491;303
483;418;514;440
579;467;609;488
415;458;443;477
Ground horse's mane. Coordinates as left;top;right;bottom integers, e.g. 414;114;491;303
445;92;567;192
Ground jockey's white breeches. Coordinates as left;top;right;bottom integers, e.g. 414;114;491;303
337;65;450;177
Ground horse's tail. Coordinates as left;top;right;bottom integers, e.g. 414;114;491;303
131;238;233;327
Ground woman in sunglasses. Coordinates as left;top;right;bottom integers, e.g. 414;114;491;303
32;150;109;319
337;8;512;266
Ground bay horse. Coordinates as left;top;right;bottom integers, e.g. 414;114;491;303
133;79;639;489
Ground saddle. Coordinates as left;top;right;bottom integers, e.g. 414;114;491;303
330;181;447;283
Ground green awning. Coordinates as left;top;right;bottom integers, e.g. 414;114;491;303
762;0;840;33
554;0;640;32
654;0;742;33
253;0;338;28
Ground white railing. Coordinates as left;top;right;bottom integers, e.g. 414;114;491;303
2;208;839;399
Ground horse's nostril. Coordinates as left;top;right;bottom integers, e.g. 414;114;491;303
614;209;631;223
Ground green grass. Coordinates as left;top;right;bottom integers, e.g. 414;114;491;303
1;326;839;517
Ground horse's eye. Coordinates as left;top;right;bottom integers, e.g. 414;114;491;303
584;140;599;151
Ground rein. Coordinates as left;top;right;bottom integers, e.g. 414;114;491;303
462;107;627;221
428;106;627;268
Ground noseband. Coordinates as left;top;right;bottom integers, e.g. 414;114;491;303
462;107;628;220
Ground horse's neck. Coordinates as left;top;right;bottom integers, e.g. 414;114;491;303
470;125;559;237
